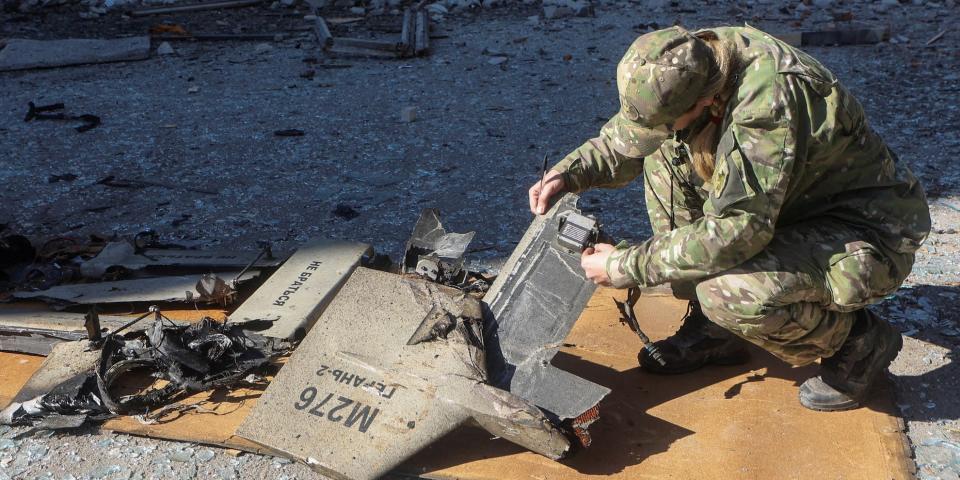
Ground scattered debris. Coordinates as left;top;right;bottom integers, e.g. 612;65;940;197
482;193;610;442
0;305;135;355
95;175;219;195
0;234;35;269
926;30;946;46
775;25;889;47
542;0;593;19
399;106;417;123
149;24;190;36
11;340;101;404
79;240;284;280
152;32;288;42
331;204;359;220
414;9;430;55
312;6;433;59
10;272;253;307
0;37;150;71
401;209;474;285
311;15;334;50
238;269;571;480
228;240;371;340
130;0;266;16
426;3;448;16
1;310;286;427
832;11;854;22
24;102;101;133
273;129;304;137
47;173;78;183
156;42;175;56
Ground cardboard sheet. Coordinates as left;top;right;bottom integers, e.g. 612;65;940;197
404;292;915;480
0;293;914;479
0;352;45;408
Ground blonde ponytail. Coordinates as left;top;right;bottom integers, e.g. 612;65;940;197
689;30;738;181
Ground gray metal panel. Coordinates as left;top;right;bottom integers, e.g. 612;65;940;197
237;269;479;480
80;242;287;278
482;194;610;420
228;240;371;340
0;307;164;355
238;268;568;480
11;273;247;305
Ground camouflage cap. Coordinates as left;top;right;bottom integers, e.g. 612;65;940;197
604;26;715;158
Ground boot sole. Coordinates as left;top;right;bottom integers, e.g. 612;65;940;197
800;328;903;412
799;395;861;412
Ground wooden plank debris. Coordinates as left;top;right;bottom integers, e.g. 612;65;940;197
926;30;946;46
775;25;889;46
414;9;430;56
130;0;265;16
313;15;333;50
313;8;432;59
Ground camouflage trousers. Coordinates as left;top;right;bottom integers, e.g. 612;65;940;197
642;146;912;365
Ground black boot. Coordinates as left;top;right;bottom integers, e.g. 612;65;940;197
639;301;750;374
799;309;903;412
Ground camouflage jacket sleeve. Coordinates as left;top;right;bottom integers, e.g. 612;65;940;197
549;118;646;193
606;74;800;288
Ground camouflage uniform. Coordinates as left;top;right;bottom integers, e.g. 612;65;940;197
552;26;930;365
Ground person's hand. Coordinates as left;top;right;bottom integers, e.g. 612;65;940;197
581;243;615;286
528;169;565;215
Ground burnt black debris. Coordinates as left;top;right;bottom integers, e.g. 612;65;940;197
47;173;78;183
1;310;286;426
331;203;360;220
24;102;100;133
273;128;305;137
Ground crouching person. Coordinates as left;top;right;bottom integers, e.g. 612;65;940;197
528;26;930;411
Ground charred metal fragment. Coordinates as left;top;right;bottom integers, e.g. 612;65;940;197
23;102;100;132
2;310;285;426
482;193;610;443
0;373;107;426
0;234;34;269
402;209;475;285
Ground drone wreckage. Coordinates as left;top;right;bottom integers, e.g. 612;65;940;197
0;194;612;480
